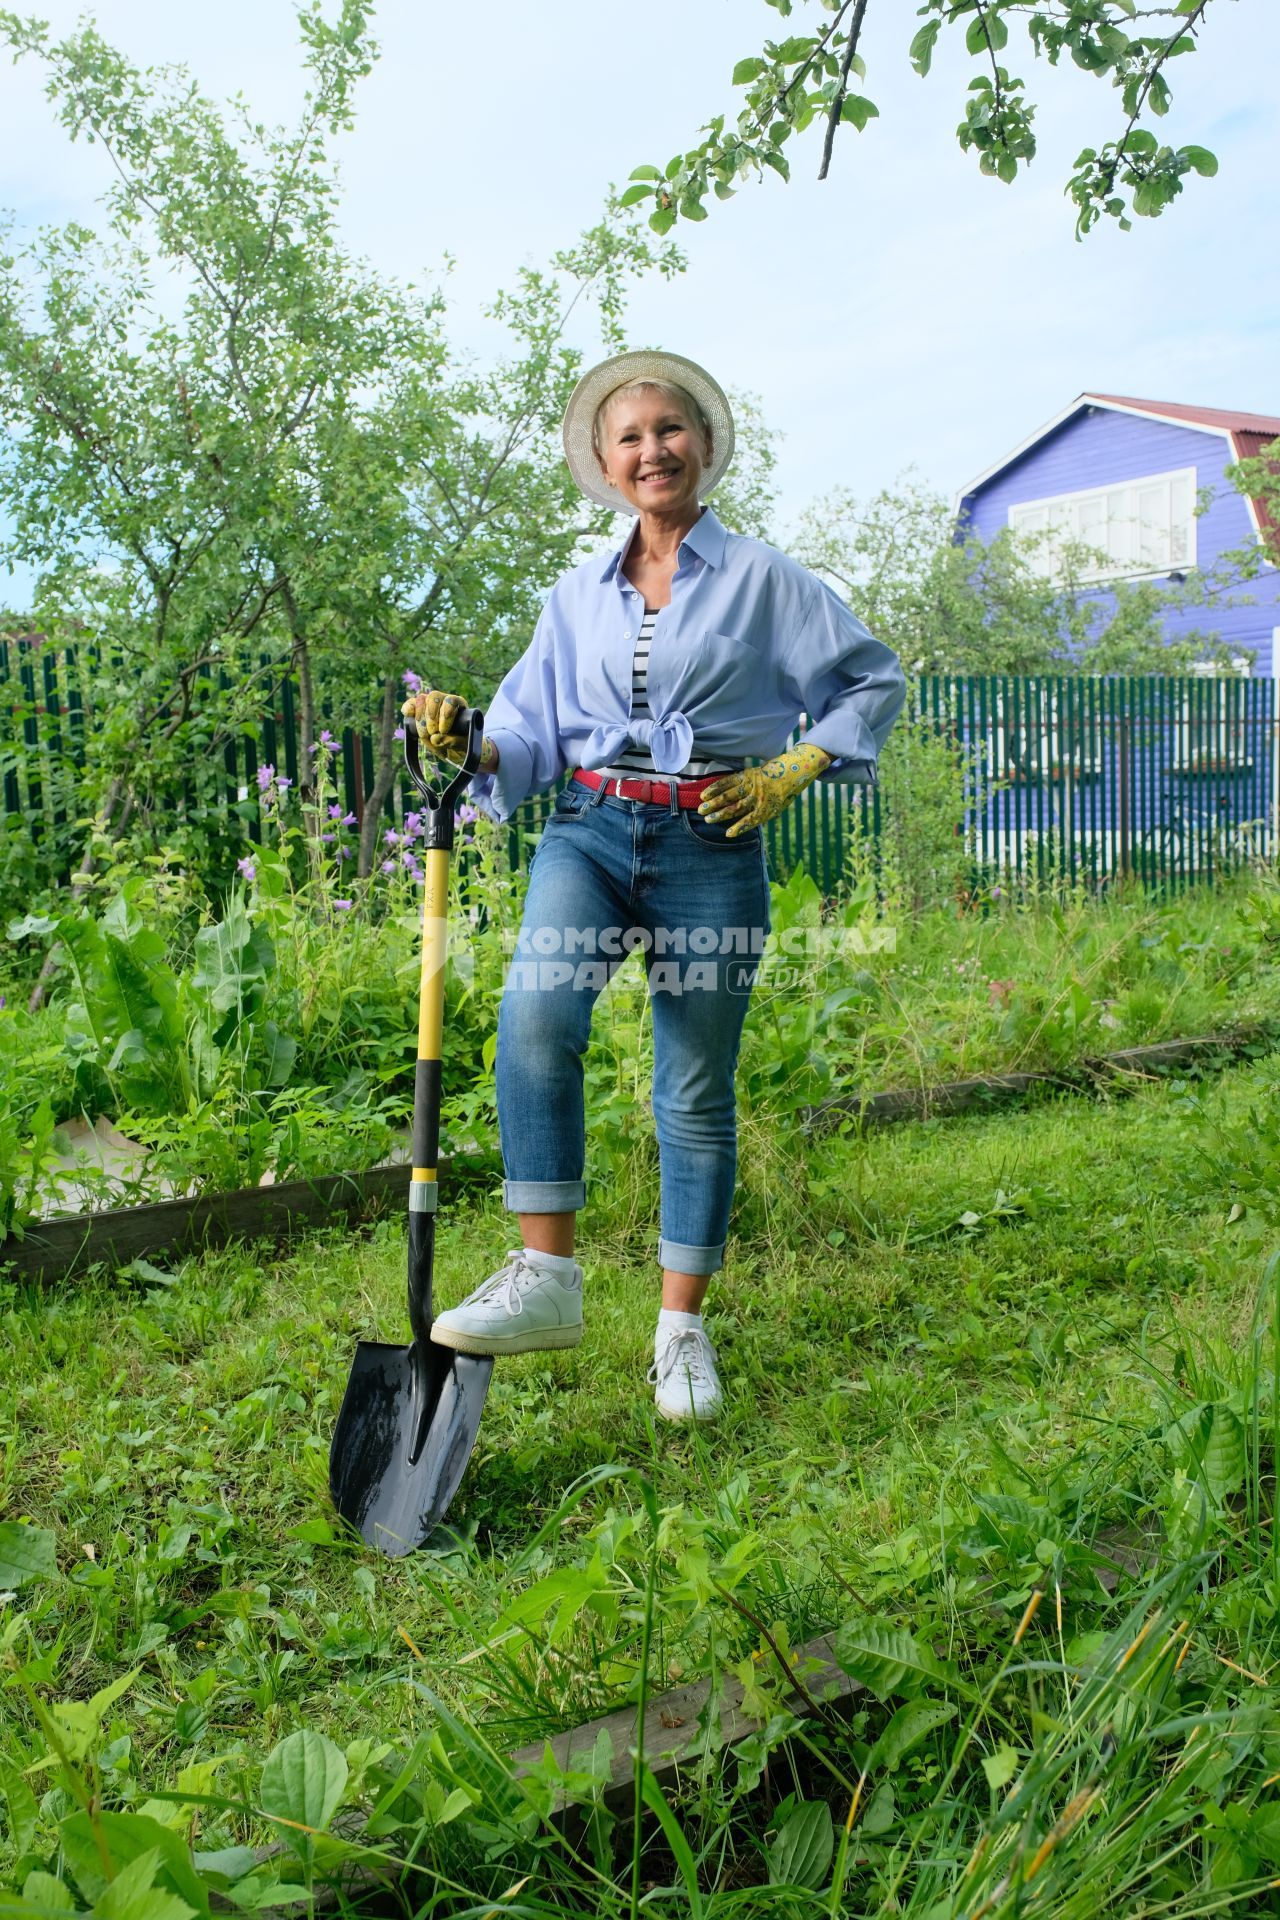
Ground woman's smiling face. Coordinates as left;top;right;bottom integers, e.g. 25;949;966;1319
595;386;711;519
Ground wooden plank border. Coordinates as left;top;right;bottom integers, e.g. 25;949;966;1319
0;1160;481;1286
506;1630;861;1821
294;1523;1156;1911
3;1026;1272;1284
804;1025;1274;1131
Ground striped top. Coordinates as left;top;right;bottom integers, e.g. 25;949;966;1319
597;607;738;782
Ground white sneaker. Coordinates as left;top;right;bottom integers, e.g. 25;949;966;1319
430;1251;584;1355
649;1323;723;1422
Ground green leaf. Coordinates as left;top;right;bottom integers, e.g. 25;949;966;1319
192;1847;258;1884
766;1800;833;1889
0;1521;56;1588
96;1848;193;1920
1166;1402;1246;1504
909;20;940;75
640;1765;702;1920
498;1560;609;1643
678;195;708;222
861;1779;895;1835
627;164;662;181
868;1700;958;1772
982;1742;1021;1790
190;903;271;1020
223;1873;311;1911
840;94;879;131
436;1786;475;1825
833;1619;966;1701
732;57;765;85
49;1669;142;1764
618;184;652;209
648;206;677;235
1;1762;39;1858
1181;144;1218;177
259;1021;297;1088
59;1812;210;1915
259;1729;348;1852
288;1517;335;1545
1250;1805;1280;1866
775;36;817;64
19;1871;74;1912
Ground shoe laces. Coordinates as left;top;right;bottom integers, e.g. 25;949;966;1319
465;1251;547;1318
648;1325;717;1389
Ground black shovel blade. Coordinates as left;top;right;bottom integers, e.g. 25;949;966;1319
329;1337;494;1556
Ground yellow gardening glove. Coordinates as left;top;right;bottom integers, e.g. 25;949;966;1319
698;742;833;838
401;687;499;772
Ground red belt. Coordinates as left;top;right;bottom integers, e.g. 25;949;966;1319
573;767;724;810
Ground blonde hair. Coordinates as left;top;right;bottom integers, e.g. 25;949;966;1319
592;378;713;462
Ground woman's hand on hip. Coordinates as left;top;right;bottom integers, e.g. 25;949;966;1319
698;742;832;836
401;688;499;771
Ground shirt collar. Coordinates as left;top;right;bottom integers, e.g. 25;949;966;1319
598;504;730;584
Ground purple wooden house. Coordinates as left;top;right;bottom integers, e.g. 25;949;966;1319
957;393;1280;675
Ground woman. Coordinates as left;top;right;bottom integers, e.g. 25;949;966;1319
405;349;905;1422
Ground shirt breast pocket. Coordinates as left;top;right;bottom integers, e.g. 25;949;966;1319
668;628;771;713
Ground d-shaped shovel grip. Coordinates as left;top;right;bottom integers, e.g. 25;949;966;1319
404;705;486;837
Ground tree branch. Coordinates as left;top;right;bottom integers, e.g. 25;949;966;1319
819;0;871;181
1106;0;1212;185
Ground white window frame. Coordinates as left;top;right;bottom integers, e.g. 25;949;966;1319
1008;466;1198;583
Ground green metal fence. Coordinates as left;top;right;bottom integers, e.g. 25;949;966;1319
934;671;1276;893
2;638;1275;895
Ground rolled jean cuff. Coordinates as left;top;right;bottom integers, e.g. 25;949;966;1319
503;1178;586;1213
658;1237;725;1277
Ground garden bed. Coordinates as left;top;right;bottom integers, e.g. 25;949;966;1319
4;1025;1272;1284
6;842;1280;1257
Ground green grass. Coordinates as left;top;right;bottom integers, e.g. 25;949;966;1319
4;1042;1280;1912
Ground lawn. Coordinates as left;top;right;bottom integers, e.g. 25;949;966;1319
4;1029;1280;1914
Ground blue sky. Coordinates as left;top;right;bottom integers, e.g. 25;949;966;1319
0;0;1275;599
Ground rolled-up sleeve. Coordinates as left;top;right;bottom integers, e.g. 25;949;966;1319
784;579;906;784
467;598;567;821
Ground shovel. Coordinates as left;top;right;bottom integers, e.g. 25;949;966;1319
329;707;493;1555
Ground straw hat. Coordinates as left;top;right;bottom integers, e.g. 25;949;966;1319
561;349;736;514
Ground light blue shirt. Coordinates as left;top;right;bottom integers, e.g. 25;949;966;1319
470;505;906;821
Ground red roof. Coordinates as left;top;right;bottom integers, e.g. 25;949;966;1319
1087;393;1280;452
1232;429;1280;464
1088;395;1280;542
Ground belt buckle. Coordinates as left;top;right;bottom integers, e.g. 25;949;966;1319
612;776;626;801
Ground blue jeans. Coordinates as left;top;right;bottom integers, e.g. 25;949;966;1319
496;779;772;1275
